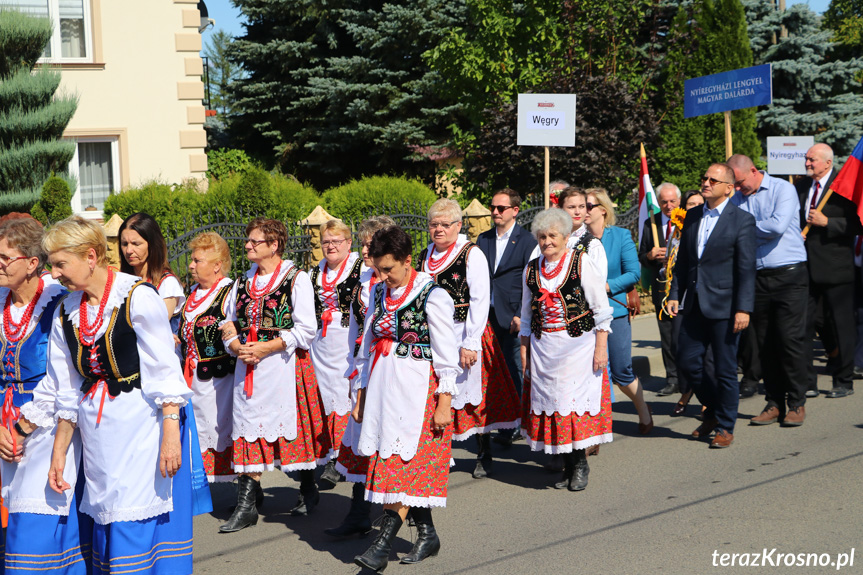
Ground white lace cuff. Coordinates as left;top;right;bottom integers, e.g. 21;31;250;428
280;331;297;356
19;402;55;429
519;327;532;338
55;410;78;424
434;370;459;396
461;337;481;352
154;396;189;408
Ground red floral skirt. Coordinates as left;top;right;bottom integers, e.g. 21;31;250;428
335;442;369;483
232;349;329;472
452;323;521;440
364;371;452;508
324;411;349;459
522;369;613;453
202;447;235;482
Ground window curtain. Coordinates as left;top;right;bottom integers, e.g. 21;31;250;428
59;0;85;58
78;142;113;210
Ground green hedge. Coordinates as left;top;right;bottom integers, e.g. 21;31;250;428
322;175;437;223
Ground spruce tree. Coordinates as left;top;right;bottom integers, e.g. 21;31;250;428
0;9;77;213
653;0;761;190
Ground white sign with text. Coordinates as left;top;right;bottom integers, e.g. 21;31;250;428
517;94;576;147
766;136;814;175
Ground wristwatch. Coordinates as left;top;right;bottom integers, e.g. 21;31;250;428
163;413;180;421
14;422;31;438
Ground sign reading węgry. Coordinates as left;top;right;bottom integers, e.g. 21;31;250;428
684;64;772;119
766;136;814;175
517;94;576;147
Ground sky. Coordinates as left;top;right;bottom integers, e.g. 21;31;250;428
202;0;833;41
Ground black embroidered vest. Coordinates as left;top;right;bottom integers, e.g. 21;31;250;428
177;284;237;381
60;281;152;397
235;266;299;342
309;257;362;330
526;235;595;340
418;243;473;323
350;275;377;358
370;281;437;362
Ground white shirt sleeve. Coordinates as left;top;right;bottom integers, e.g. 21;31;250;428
46;305;85;423
587;238;608;277
354;286;378;391
285;270;317;354
218;279;240;356
462;247;490;351
579;251;613;332
425;287;461;395
157;275;186;313
519;265;533;338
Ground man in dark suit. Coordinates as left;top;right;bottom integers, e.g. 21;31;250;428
638;182;681;396
478;188;538;398
797;143;863;398
667;163;756;449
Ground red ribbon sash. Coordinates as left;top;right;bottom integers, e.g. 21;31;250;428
1;387;19;454
244;324;258;398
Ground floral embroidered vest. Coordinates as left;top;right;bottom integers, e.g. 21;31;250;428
526;235;595;340
177;284;237;381
417;243;473;323
309;257;363;330
60;281;151;397
350;277;376;358
370;281;437;362
235;266;299;342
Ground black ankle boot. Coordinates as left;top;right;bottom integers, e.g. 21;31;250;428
318;459;342;491
472;434;493;479
254;478;264;509
400;507;440;564
354;509;403;573
324;483;372;538
554;452;575;490
290;469;320;516
570;449;589;491
219;475;259;533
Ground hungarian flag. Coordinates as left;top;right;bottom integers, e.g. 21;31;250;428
829;135;863;220
637;143;660;246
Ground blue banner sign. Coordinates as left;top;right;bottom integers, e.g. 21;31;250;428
684;64;772;119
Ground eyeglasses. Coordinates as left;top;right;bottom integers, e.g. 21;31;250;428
700;175;733;187
586;203;597;211
0;255;28;268
490;205;514;213
321;239;347;248
428;221;460;230
245;238;268;247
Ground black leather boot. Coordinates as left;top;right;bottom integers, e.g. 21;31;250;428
254;478;264;509
354;509;403;572
400;507;441;564
554;452;575;490
570;449;589;491
472;434;493;479
318;459;342;491
219;475;259;533
290;469;320;516
324;483;372;538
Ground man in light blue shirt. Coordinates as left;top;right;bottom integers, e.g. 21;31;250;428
728;154;809;427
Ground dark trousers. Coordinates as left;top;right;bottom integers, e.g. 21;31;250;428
678;299;741;433
754;264;809;409
738;323;761;388
653;293;679;386
489;306;522;396
807;280;856;388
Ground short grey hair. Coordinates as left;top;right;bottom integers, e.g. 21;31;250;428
531;208;572;238
358;215;395;243
656;182;681;199
427;198;462;223
549;180;570;192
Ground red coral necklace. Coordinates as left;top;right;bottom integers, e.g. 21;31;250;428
79;272;115;346
3;278;44;343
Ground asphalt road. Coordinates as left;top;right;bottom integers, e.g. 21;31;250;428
192;317;863;575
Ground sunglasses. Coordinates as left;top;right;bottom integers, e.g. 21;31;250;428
490;205;514;213
700;175;733;186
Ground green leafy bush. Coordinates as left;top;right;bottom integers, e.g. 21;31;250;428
30;174;72;225
207;148;252;180
322;176;437;223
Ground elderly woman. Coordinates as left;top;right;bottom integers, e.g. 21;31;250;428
119;212;185;326
44;216;195;574
352;226;459;571
217;218;323;533
0;217;91;574
326;215;394;538
585;188;652;436
519;209;613;491
309;219;363;490
176;232;236;483
417;198;520;479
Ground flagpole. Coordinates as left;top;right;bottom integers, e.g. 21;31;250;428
724;111;733;158
801;189;833;238
641;143;660;248
544;146;550;209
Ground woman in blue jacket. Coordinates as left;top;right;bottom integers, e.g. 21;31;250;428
585;188;653;435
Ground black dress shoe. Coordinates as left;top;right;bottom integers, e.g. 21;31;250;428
739;383;757;399
805;389;819;398
826;386;854;398
399;508;440;564
318;460;342;491
656;382;679;396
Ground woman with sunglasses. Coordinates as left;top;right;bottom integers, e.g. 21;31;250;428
308;219;363;490
417;199;520;479
217;218;324;533
557;186;608;270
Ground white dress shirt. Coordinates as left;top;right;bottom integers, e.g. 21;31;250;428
697;198;730;259
804;169;833;219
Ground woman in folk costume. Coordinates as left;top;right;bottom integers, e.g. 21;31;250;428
0;217;91;575
326;215;394;539
519;209;614;492
308;219;363;490
44;216;196;574
417;199;520;479
352;226;460;572
217;218;324;533
176;232;236;484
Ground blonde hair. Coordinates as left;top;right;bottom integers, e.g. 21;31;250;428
42;216;108;266
427;198;462;223
358;215;395;243
320;219;352;241
585;188;617;227
188;231;232;274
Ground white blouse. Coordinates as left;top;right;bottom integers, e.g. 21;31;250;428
157;273;186;314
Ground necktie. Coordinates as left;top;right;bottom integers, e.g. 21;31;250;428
809;181;821;211
665;220;671;243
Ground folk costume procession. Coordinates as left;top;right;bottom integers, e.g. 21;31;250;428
0;198;622;573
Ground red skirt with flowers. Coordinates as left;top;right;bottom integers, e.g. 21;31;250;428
335;440;368;483
522;369;613;454
364;371;452;508
324;412;349;460
202;447;235;482
451;323;521;441
232;349;330;472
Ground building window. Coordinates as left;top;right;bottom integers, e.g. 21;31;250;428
68;137;119;214
0;0;90;61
